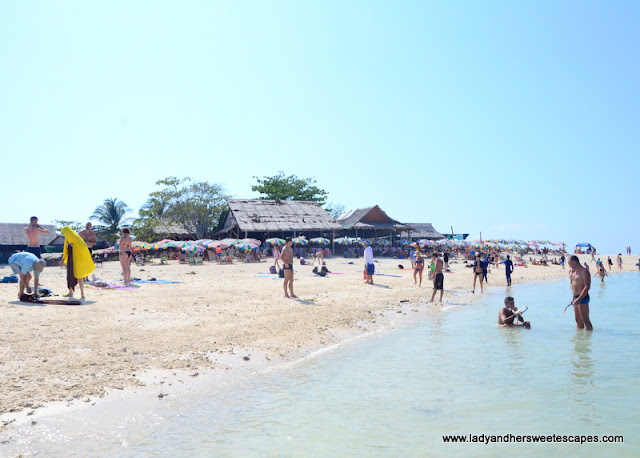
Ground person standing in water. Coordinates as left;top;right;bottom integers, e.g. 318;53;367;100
568;255;592;331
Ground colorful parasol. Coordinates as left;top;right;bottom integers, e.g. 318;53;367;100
310;237;331;245
266;237;286;246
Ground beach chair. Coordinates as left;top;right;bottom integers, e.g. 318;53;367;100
195;256;203;265
160;255;169;264
187;257;196;266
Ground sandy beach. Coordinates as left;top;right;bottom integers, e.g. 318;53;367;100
1;253;637;426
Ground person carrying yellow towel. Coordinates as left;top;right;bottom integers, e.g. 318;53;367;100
61;226;95;301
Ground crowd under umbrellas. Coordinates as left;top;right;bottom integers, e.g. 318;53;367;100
43;236;568;264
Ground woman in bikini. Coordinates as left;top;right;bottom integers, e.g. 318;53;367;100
118;228;134;285
472;254;484;293
413;245;425;286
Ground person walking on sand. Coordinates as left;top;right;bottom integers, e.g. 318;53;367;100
430;253;444;303
273;244;282;270
568;255;592;330
118;228;134;285
281;237;297;298
8;252;46;300
617;253;623;270
472;254;484;293
413;245;425;286
607;256;613;271
560;254;566;270
24;216;49;258
504;255;514;286
363;241;375;285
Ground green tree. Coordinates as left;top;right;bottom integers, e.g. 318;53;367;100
91;198;131;242
325;202;346;220
145;177;230;239
53;220;83;232
252;172;328;204
132;194;173;242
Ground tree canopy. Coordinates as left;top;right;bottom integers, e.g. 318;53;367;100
251;172;328;205
134;177;230;240
91;198;131;242
53;220;83;233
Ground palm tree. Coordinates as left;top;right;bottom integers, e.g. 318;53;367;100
91;198;131;242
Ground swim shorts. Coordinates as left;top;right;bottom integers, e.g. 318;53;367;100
26;247;42;258
366;263;375;275
573;294;590;305
434;272;444;290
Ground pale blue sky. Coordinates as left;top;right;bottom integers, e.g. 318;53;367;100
2;1;638;253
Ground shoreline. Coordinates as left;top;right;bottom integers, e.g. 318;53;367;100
1;254;636;430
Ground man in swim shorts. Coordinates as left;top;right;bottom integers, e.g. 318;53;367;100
281;237;297;298
430;253;444;303
568;255;592;330
498;296;530;328
24;216;49;258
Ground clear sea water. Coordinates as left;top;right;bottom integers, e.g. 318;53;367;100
2;273;639;457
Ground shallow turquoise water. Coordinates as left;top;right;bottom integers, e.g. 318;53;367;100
2;273;639;457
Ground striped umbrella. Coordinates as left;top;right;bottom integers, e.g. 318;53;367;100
292;237;308;246
242;238;262;246
333;237;352;245
310;237;330;245
396;238;411;245
147;242;165;250
266;237;286;246
418;239;435;247
195;239;212;246
182;244;205;253
132;241;151;251
375;239;391;247
172;241;194;249
234;241;256;250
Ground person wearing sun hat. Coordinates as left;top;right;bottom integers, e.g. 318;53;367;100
8;251;46;300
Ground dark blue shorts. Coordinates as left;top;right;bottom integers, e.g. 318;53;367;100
26;247;42;258
366;263;375;275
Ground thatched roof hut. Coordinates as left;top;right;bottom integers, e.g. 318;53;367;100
404;223;445;240
215;199;341;239
336;206;411;238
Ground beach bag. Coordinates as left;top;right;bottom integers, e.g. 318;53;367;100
278;269;285;278
2;275;18;283
312;267;327;277
269;266;277;274
321;266;330;273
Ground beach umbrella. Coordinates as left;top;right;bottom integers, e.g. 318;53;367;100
375;239;391;246
333;237;352;245
172;241;194;249
234;241;255;250
292;237;308;246
266;237;286;246
195;239;212;246
418;239;435;247
396;238;411;246
132;241;151;251
182;244;205;253
242;238;262;246
310;237;331;245
147;242;165;250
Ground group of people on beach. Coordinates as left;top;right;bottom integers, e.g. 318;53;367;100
8;217;138;301
498;255;593;331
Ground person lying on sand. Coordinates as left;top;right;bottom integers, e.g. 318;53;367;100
498;296;530;328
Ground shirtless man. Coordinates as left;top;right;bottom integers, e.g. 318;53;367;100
118;228;134;285
24;216;49;258
78;222;97;253
498;297;530;328
281;237;297;298
568;255;592;330
430;253;444;303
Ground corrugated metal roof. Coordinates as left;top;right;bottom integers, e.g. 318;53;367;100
219;199;341;233
0;223;58;246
